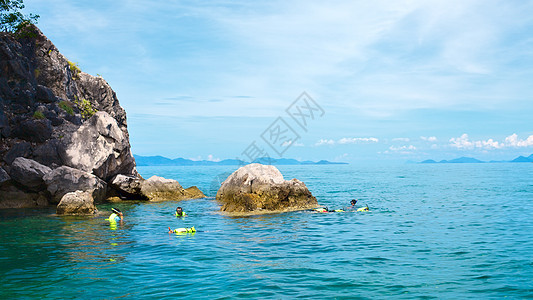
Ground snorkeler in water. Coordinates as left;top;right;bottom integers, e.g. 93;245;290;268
175;206;186;217
107;208;123;222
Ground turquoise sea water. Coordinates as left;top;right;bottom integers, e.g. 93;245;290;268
1;163;532;299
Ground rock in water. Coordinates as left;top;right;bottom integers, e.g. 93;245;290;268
109;174;144;198
139;176;206;201
183;186;205;199
43;166;106;203
110;174;206;201
140;176;183;200
56;190;96;215
216;163;318;215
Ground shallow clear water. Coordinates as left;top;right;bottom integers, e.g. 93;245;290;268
1;163;532;298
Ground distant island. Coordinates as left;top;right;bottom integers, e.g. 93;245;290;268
134;155;348;166
419;154;533;164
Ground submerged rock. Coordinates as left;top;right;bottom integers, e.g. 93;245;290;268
216;163;318;215
56;190;96;215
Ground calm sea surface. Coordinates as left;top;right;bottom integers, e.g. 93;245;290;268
1;163;532;299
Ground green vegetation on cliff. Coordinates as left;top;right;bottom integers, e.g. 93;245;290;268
58;101;74;116
74;97;97;120
32;111;44;119
67;60;81;79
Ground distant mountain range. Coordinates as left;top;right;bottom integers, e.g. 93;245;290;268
134;155;348;166
420;154;533;164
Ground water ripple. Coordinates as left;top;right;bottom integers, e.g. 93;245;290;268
1;164;532;298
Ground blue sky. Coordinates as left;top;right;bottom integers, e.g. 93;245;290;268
25;0;533;163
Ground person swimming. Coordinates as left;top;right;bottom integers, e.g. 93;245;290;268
346;199;369;211
312;199;369;213
107;208;123;222
175;206;186;217
348;199;358;210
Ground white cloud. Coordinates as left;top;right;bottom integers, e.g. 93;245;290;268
449;133;533;150
421;136;438;142
315;139;335;146
392;137;410;142
315;137;379;146
504;133;533;147
191;0;533;119
282;141;304;147
476;139;503;149
449;134;473;149
449;134;504;150
338;137;379;144
389;145;416;151
382;144;417;155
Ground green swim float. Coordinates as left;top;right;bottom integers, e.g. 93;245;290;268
168;226;196;234
313;207;328;213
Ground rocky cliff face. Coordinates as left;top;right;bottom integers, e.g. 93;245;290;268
0;26;204;212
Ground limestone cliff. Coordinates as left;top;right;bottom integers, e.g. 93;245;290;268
0;26;204;212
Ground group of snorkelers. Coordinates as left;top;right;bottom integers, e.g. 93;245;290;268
106;206;196;234
313;199;369;213
107;198;368;229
